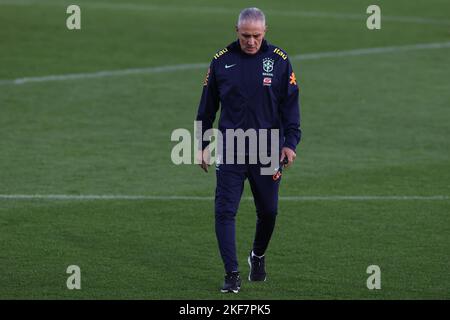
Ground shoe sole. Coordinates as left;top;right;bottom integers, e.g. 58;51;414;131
220;287;240;294
247;256;267;282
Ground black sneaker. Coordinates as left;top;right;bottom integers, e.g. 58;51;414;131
248;251;267;281
220;271;241;293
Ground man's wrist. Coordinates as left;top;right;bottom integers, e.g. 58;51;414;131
282;143;296;153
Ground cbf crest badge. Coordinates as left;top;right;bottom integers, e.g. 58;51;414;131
262;58;274;73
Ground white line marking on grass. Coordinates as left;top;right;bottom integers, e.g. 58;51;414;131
1;41;450;86
291;41;450;60
0;194;448;201
1;0;450;26
0;63;209;85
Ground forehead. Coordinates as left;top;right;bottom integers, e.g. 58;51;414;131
237;20;266;34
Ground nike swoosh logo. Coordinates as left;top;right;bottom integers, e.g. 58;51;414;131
225;64;236;69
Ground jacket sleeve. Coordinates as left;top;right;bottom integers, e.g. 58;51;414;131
280;58;301;152
196;60;220;150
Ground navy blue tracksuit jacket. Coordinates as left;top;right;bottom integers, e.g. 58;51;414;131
197;39;301;153
196;39;301;273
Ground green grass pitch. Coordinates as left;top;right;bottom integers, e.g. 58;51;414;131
0;0;449;299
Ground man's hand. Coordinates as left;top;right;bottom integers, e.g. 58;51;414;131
196;148;211;173
280;147;296;168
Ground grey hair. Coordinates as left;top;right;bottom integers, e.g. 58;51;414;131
237;7;266;27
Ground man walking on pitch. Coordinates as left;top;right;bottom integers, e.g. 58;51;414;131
196;8;301;293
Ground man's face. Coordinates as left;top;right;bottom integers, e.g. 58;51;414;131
236;20;266;55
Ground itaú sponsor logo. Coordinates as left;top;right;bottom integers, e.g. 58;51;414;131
263;77;272;86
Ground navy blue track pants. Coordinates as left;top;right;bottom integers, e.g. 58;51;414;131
215;161;280;273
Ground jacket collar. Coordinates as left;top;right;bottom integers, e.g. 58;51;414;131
229;39;269;54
